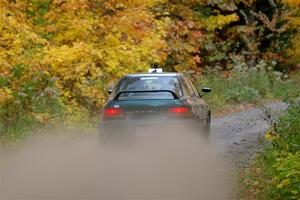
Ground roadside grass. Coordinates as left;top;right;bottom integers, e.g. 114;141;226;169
0;101;95;145
197;62;300;113
239;99;300;200
0;64;100;144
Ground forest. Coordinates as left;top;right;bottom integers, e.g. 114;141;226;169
1;0;300;137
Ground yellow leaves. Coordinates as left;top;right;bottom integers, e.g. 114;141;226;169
0;87;13;104
1;12;46;45
42;41;104;109
276;178;291;189
45;42;99;67
2;0;245;113
105;0;165;10
44;42;102;86
52;16;95;44
0;0;47;70
279;1;300;64
98;12;167;76
45;44;85;68
282;0;300;6
264;126;278;141
104;8;155;41
203;14;240;31
17;0;168;109
286;34;300;64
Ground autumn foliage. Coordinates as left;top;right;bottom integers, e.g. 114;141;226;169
0;0;300;136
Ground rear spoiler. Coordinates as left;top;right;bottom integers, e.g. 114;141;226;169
113;90;179;100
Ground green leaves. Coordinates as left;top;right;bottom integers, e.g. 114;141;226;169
274;152;300;199
11;64;27;79
241;100;300;199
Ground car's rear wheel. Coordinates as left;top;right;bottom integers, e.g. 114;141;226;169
201;112;211;139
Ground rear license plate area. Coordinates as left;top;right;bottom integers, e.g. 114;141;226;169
135;127;154;137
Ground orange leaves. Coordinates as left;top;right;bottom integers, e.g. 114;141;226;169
43;10;57;20
191;31;203;39
193;55;202;64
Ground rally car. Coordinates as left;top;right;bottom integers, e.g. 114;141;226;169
100;69;211;142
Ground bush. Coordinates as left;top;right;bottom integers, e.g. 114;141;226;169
240;99;300;200
0;64;92;141
197;61;300;112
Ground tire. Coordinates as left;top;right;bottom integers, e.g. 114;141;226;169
201;112;211;139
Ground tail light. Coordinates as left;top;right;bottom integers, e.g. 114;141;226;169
103;108;123;117
169;107;190;114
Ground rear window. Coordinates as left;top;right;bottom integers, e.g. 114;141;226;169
117;76;181;99
118;92;175;100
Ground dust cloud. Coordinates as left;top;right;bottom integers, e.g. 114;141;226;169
1;128;234;200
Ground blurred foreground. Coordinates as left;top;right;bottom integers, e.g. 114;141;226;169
1;128;233;200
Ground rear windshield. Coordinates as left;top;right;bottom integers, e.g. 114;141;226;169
118;92;175;100
117;76;181;99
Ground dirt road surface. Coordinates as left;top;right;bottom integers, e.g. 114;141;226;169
211;102;288;167
0;102;288;200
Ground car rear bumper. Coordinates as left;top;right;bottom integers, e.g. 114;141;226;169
100;118;200;138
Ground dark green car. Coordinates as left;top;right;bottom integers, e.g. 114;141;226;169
100;72;211;141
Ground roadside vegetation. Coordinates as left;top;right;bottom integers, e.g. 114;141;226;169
199;62;300;112
240;98;300;199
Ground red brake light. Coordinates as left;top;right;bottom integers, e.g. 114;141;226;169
169;107;190;114
104;108;123;117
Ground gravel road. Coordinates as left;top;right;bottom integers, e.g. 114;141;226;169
211;102;288;168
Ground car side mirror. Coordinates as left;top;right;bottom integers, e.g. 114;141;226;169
202;88;211;93
108;85;113;95
200;88;211;97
